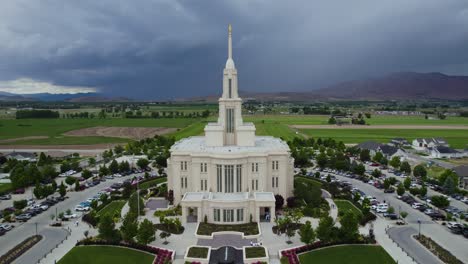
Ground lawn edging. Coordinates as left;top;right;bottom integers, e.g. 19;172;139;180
0;235;42;264
243;246;268;264
194;222;261;240
184;245;211;264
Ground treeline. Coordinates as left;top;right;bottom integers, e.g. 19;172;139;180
16;110;59;119
125;110;210;119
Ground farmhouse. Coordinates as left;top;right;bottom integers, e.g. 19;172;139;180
379;145;406;159
356;141;382;156
453;165;468;190
389;138;410;148
412;137;449;151
430;146;461;159
167;25;294;224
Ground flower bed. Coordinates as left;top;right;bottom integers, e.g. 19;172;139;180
415;235;464;264
0;235;42;264
196;222;259;236
187;247;209;258
76;238;174;264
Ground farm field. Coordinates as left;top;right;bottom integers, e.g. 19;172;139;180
300;128;468;148
57;246;155;264
298;245;396;264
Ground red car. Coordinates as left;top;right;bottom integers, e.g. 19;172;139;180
13;188;25;194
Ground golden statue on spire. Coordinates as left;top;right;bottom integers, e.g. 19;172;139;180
228;24;232;34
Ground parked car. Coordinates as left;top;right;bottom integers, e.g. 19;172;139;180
384;213;398;220
0;194;12;200
16;213;32;222
13;188;25;194
376;203;388;213
0;224;13;231
384;188;395;193
75;205;90;212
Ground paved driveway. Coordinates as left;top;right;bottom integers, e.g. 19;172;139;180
209;246;243;264
387;226;442;264
198;234;256;249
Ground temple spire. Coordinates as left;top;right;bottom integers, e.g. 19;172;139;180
228;24;232;59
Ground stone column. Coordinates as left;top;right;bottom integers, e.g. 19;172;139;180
270;206;275;222
181;205;187;225
197;207;202;223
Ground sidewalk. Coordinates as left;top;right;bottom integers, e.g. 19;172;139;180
39;219;96;264
326;198;338;221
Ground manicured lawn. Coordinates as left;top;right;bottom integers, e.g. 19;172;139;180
139;177;167;190
295;176;323;188
96;200;126;220
0;183;12;194
57;245;155;264
427;165;446;179
300;128;468;148
245;246;266;258
170;122;206;140
187;246;209;258
334;200;363;219
196;222;259;236
298;245;396;264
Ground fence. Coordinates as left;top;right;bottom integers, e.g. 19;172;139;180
36;227;72;264
385;226;419;264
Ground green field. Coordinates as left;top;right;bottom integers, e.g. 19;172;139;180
367;115;468;125
96;200;126;220
57;246;155;264
0;183;12;194
298;245;395;264
334;200;362;219
300;128;468;148
139;177;167;190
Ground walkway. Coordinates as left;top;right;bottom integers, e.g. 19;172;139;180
197;234;256;249
209;246;243;264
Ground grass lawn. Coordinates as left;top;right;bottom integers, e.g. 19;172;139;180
0;183;12;194
170;121;206;140
196;222;259;236
245;247;266;258
427;165;446;179
367;115;468;126
187;246;209;258
298;245;396;264
334;200;363;219
96;200;126;220
300;128;468;148
295;176;323;188
139;177;167;190
57;246;155;264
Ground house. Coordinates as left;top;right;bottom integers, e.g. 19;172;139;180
4;152;36;162
356;141;382;156
389;138;410;147
430;146;460;159
412;137;449;151
378;145;406;159
453;165;468;190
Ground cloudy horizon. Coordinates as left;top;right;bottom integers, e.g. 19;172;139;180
1;0;468;99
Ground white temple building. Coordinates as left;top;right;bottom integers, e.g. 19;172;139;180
167;25;294;224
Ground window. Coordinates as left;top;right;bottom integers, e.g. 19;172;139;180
214;209;220;222
185;177;188;188
276;161;279;170
200;179;204;191
223;209;234;222
224;165;234;193
272;177;275;188
252;162;258;172
185;161;188;171
200;163;203;172
251;163;254;172
228;79;232;98
226;108;234;133
200;163;208;173
256;179;258;190
256;163;258;172
276;177;279;187
272;161;279;170
204;163;207;172
236;165;242;192
237;209;244;222
181;161;188;171
181;179;184;188
217;165;222;192
252;180;255;190
205;179;208;191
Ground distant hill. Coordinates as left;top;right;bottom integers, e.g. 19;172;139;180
312;72;468;100
0;92;132;102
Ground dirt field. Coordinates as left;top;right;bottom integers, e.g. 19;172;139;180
291;125;468;129
63;126;177;140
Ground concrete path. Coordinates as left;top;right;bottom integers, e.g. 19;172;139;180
326;198;338;221
387;226;443;264
197;234;256;249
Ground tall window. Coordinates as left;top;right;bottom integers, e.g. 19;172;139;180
224;165;234;193
251;162;258;172
272;161;279;170
256;179;258;190
237;209;244;222
228;79;232;98
236;165;242;192
272;177;275;188
223;209;234;222
200;163;207;173
181;161;188;171
217;165;222;192
226;108;234;133
214;209;220;222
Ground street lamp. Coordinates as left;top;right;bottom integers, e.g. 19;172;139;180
417;219;421;238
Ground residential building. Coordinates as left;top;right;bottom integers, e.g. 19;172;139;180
453;165;468;190
412;137;449;151
430;146;461;159
167;25;294;224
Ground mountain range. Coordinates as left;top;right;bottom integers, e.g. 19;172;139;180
1;72;468;102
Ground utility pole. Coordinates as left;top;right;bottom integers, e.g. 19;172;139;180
35;222;38;236
137;178;140;222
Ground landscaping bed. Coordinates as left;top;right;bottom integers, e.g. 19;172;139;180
415;235;463;264
139;177;167;190
57;245;155;264
245;247;266;258
154;223;185;234
187;247;209;258
297;244;395;264
0;235;42;264
96;200;126;221
196;222;259;236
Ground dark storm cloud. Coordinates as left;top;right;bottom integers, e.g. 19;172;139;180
0;0;468;98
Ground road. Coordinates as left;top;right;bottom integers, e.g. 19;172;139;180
0;175;133;263
330;173;468;262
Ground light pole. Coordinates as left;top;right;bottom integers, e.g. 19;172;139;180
137;178;140;222
417;219;421;238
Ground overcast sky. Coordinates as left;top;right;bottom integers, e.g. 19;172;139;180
0;0;468;99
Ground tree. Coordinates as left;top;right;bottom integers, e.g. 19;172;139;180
383;178;391;190
299;220;315;244
99;165;109;176
275;195;284;210
90;200;98;210
326;174;331;183
389;156;401;169
114;145;124;155
400;211;408;222
340;210;359;242
397;183;405;196
431;195;450;208
380;157;388;166
59;181;67;197
159;231;171;244
438;169;458;187
359;149;371;162
98;215;119;242
75;181;80;191
81;169;92;179
400;161;411;174
285;227;295;244
403;177;411;190
120;212;138;242
88;157;96;166
13;199;27;210
137;219;156;245
65;176;76;186
316;216;334;243
419;185;427;197
443;175;456;195
413;164;427;179
354;163;365;176
137;158;149;170
109;160;119;174
316;153;328;169
372;169;381;178
361;198;371;215
373;152;383;163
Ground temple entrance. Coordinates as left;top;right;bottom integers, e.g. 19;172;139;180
209;246;243;264
260;207;271;222
186;206;198;223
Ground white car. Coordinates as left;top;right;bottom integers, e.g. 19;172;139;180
105;175;114;180
0;224;13;231
411;203;422;209
113;173;122;178
63;213;78;219
75;205;90;212
376;203;388;213
461;197;468;203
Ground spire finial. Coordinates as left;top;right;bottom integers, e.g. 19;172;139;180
228;24;232;59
